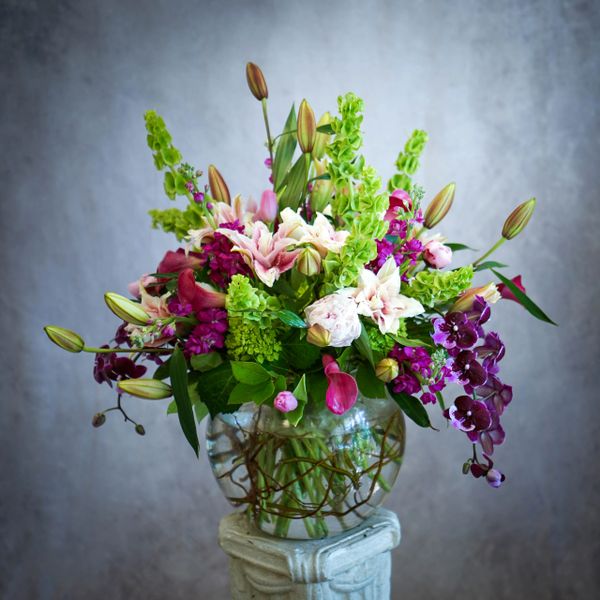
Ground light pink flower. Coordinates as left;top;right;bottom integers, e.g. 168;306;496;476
216;222;301;287
127;274;158;299
273;391;298;413
254;190;278;222
304;291;362;347
423;240;453;269
385;189;412;221
354;256;424;334
322;355;358;415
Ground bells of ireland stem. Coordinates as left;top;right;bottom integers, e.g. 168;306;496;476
118;378;173;399
44;325;84;353
105;292;150;326
245;62;268;101
297;99;317;154
424;182;455;229
502;197;536;240
312;111;332;159
208;164;231;204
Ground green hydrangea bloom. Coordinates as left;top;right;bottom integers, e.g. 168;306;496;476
148;206;203;241
364;322;398;359
226;275;280;326
403;266;474;308
226;319;282;363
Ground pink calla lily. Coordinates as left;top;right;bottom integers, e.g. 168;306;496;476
157;249;202;275
497;275;526;304
322;354;358;415
177;268;226;313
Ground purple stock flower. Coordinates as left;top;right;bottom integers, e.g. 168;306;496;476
93;346;147;386
184;308;228;356
452;350;488;387
476;375;513;415
391;372;421;395
432;312;478;350
445;396;491;433
193;191;204;203
421;392;436;405
167;297;193;317
368;238;402;271
387;219;408;239
400;238;423;265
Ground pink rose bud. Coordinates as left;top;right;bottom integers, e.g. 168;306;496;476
423;240;452;269
254;189;278;222
273;391;298;413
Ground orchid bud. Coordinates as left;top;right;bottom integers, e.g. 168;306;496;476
502;197;536;240
104;292;150;326
44;325;85;353
245;62;268;101
135;424;146;436
118;378;173;399
424;182;455;229
92;413;106;428
375;357;400;383
273;391;298;413
486;468;505;488
208;164;231;204
451;283;501;312
312;112;332;159
297;99;317;154
296;247;322;276
306;323;332;347
254;189;278;222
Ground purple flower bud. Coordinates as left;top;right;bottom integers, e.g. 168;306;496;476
193;191;204;203
185;181;194;192
273;391;298;413
264;157;272;168
486;468;505;488
206;202;213;210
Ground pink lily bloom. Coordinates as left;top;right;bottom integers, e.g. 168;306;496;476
322;354;358;415
217;222;301;287
497;275;526;303
254;190;278;222
177;268;226;313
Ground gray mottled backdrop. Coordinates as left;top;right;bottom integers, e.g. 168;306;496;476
1;0;599;598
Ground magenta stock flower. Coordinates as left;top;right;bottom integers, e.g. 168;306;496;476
322;354;358;415
445;395;491;433
184;308;228;356
432;312;478;350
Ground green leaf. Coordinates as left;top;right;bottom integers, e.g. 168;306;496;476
169;347;199;457
231;361;272;385
287;374;308;426
316;123;335;134
353;324;375;367
337;347;353;371
278;154;308;211
391;335;432;348
153;358;171;380
193;401;209;423
388;388;432;428
492;269;557;325
273;105;297;192
276;309;306;328
446;243;477;252
282;331;321;370
190;352;223;372
167;399;178;415
356;363;386;399
196;362;238;418
435;391;446;411
474;261;508;272
307;372;328;406
228;381;275;405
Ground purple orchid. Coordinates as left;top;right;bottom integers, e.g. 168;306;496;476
470;454;506;488
445;396;491;433
476;375;513;416
432;312;478;350
93;346;147;386
452;350;488;387
467;404;505;455
476;332;505;374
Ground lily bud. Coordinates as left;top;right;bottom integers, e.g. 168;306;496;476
424;182;455;229
451;283;501;312
208;165;231;204
375;358;400;383
502;197;536;240
92;413;106;428
306;323;332;347
44;325;85;353
312;112;332;159
296;247;322;276
297;99;317;154
254;189;278;222
245;62;268;101
104;292;150;326
135;424;146;436
117;378;173;399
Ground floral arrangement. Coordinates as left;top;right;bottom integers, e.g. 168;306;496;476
45;63;554;497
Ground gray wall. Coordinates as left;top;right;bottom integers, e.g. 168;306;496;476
1;0;599;598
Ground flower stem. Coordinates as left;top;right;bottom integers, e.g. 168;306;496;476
472;237;506;267
261;99;274;165
83;346;173;354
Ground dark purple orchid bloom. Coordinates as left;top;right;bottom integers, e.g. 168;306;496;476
470;454;506;488
432;312;478;350
452;350;488;387
444;395;491;433
113;323;131;346
476;375;513;416
476;332;505;375
467;296;491;336
93;346;147;386
467;404;505;454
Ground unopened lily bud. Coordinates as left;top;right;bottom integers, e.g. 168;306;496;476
135;424;146;436
44;325;85;353
92;413;106;428
208;164;231;204
375;357;399;383
312;112;332;159
245;62;268;100
297;247;322;276
502;197;536;240
117;378;173;399
104;293;150;326
297;99;317;154
451;283;501;312
306;323;332;347
424;182;455;229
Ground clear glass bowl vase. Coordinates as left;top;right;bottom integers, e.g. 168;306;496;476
206;393;405;539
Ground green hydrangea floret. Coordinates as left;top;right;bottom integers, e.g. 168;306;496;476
403;266;474;308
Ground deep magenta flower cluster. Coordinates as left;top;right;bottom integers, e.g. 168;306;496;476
184;308;228;356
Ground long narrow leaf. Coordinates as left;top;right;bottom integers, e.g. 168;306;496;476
492;269;557;325
170;347;200;456
278;154;308;210
388;388;432;428
273;105;297;191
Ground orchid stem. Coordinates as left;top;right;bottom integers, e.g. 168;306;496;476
83;346;173;354
472;238;506;267
261;99;274;165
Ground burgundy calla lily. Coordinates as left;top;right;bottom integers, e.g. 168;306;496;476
322;354;358;415
177;268;226;313
157;249;202;275
497;275;526;303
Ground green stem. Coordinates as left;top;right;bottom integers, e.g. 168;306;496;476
261;99;274;165
83;346;173;354
472;237;506;266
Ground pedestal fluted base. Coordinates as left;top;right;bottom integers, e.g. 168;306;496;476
218;508;401;599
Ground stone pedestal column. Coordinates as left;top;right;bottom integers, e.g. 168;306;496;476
218;508;401;599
